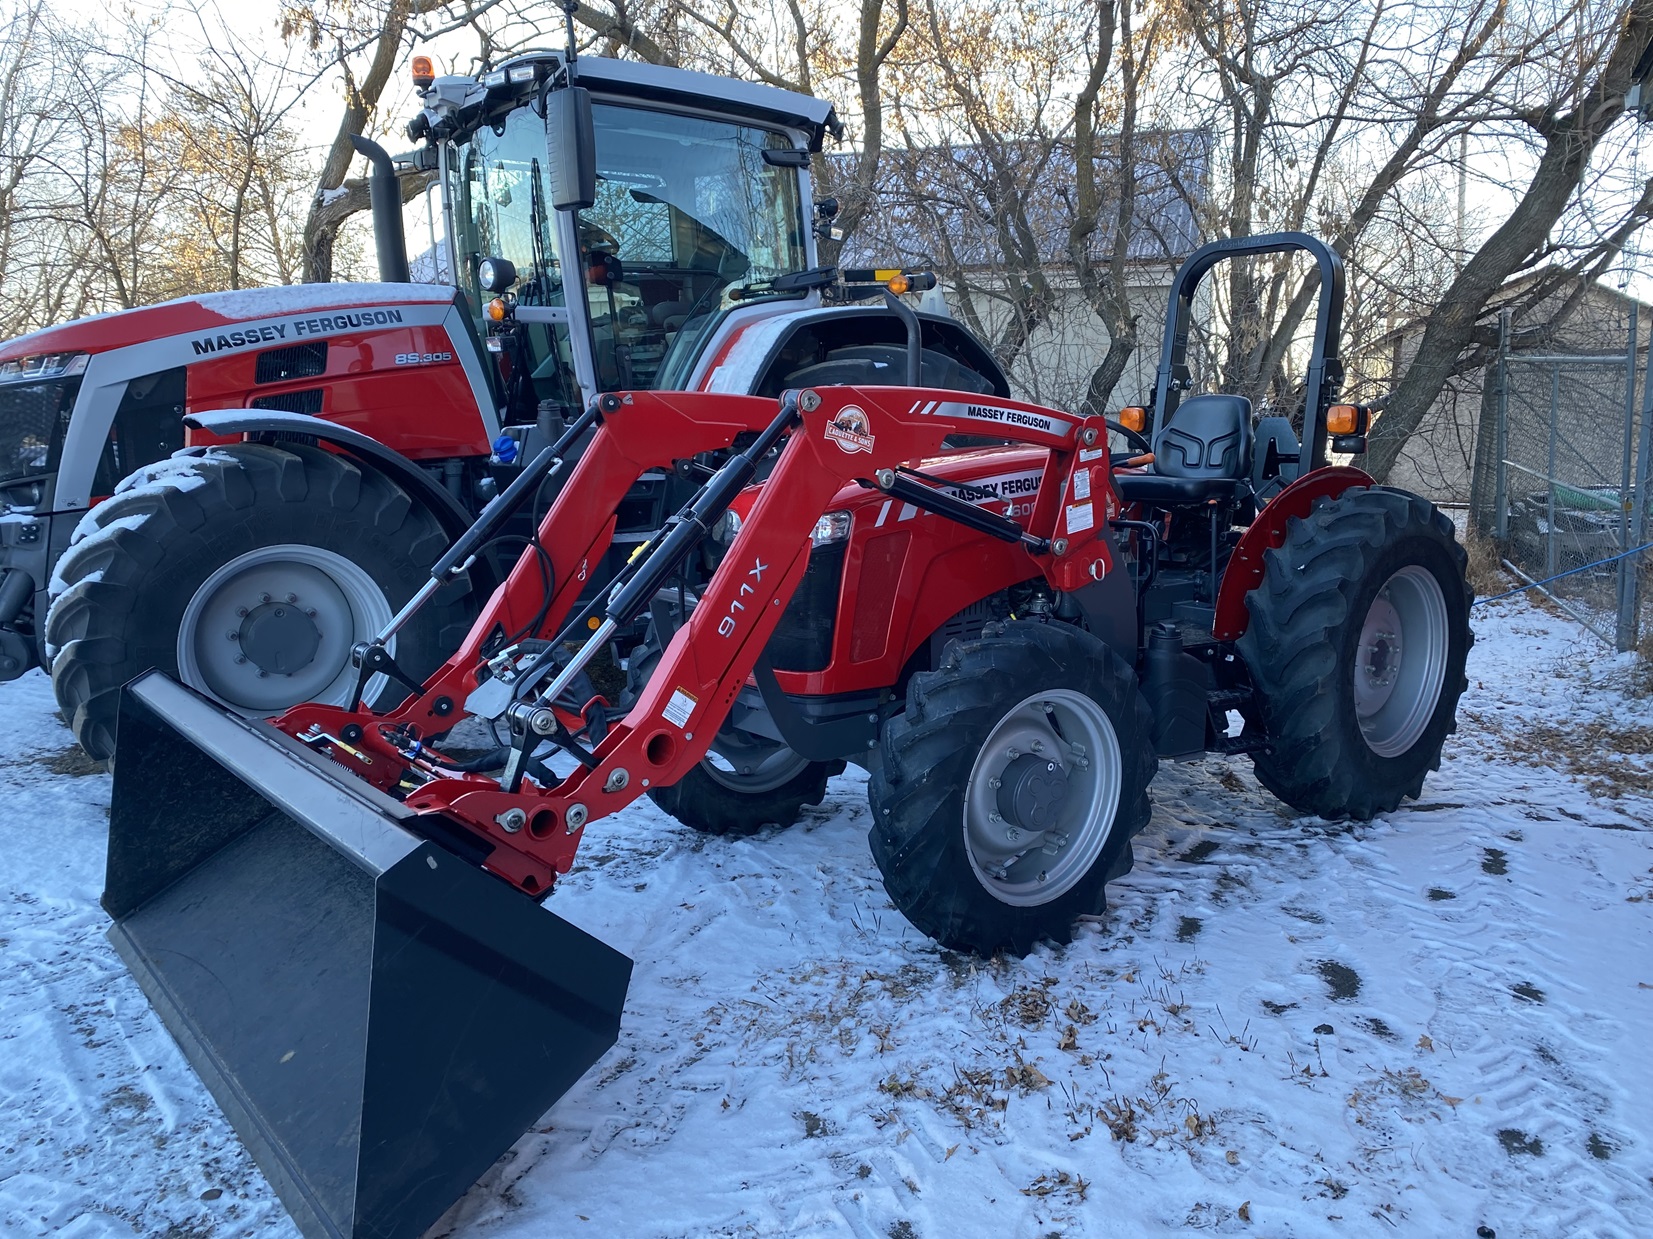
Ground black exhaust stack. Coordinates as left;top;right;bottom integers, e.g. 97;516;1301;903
350;135;413;285
105;673;631;1239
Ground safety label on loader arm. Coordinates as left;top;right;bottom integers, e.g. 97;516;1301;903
664;688;697;729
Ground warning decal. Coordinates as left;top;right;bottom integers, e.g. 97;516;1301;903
663;688;698;729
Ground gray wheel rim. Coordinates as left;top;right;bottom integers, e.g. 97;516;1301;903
176;545;395;714
1353;564;1449;758
700;731;812;793
961;688;1124;907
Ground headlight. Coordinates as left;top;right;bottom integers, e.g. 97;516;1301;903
715;509;743;543
0;352;88;383
478;256;517;292
811;511;851;547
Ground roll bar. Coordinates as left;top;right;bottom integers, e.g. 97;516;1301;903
1150;231;1346;475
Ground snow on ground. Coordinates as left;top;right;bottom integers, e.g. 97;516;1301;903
2;597;1652;1239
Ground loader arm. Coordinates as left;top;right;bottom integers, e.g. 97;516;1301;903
278;385;1117;898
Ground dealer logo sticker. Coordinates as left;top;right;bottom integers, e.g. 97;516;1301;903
825;406;876;454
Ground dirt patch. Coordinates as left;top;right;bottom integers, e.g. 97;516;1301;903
796;1111;831;1138
32;746;105;777
1261;1000;1296;1015
1427;887;1456;901
1358;1016;1396;1041
1180;840;1219;864
1498;1128;1544;1157
1481;848;1508;876
1587;1132;1616;1160
1282;905;1325;924
1176;916;1203;943
1511;982;1546;1004
1315;960;1361;1001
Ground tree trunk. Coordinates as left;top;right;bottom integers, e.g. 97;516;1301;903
1367;0;1653;481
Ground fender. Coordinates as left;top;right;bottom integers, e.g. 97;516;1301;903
1212;465;1374;641
184;409;478;543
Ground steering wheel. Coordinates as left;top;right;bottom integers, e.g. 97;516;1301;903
1104;418;1153;468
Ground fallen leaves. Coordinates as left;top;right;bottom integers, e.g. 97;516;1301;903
1022;1169;1089;1201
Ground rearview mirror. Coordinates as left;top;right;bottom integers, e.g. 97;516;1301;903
547;86;596;211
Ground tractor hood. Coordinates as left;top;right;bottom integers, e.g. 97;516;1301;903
0;284;460;363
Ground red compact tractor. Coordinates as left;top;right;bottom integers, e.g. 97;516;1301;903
104;229;1470;1239
6;47;1004;758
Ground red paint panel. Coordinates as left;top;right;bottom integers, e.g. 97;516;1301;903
183;324;491;458
0;288;454;362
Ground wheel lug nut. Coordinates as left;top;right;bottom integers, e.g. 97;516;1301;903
257;670;268;678
1006;747;1020;760
286;593;299;603
988;776;1002;789
305;608;317;618
1031;739;1043;752
235;606;248;618
260;593;271;603
233;655;246;664
227;631;239;640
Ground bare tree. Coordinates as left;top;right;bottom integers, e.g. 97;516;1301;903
1367;0;1653;479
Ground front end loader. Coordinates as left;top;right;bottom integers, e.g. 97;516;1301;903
103;235;1471;1238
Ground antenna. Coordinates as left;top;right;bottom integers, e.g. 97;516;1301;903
562;0;579;77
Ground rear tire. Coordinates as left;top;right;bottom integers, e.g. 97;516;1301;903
46;444;474;760
1238;486;1472;821
868;621;1156;957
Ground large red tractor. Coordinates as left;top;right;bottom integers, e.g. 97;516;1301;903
103;231;1470;1239
2;48;1003;757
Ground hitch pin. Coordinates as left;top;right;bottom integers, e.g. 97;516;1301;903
297;723;374;765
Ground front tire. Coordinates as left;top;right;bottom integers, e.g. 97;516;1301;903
47;443;474;760
647;735;834;837
1238;486;1472;821
868;621;1156;957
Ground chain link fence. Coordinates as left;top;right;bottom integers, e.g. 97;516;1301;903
1469;306;1653;651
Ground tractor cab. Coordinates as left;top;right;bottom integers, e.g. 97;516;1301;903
411;52;840;423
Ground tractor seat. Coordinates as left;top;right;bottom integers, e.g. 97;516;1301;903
1113;394;1253;506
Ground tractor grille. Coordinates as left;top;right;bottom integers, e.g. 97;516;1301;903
251;389;324;415
0;377;79;486
849;531;911;662
255;343;328;384
767;541;847;672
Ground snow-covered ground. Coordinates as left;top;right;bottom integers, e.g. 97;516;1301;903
2;597;1651;1239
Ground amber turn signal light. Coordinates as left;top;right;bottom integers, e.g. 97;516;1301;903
486;297;508;322
1119;406;1147;434
411;55;435;89
1326;403;1364;436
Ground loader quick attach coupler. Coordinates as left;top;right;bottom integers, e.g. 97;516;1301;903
105;671;631;1239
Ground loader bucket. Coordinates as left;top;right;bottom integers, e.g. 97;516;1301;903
103;672;631;1239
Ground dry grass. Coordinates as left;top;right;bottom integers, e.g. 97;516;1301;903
1469;712;1653;800
1633;628;1653;699
1460;525;1511;598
